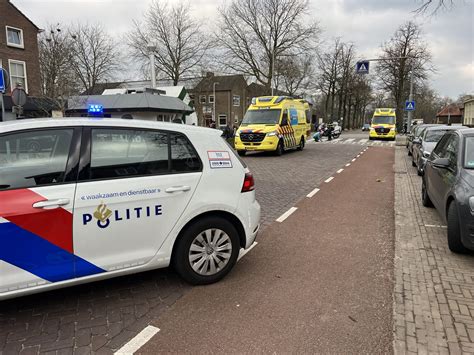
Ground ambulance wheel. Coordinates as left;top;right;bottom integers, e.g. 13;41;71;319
297;137;305;151
275;140;284;156
173;217;240;285
237;150;246;156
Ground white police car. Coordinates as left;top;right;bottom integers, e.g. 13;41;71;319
0;118;260;300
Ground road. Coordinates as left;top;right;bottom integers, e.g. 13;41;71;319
0;130;394;354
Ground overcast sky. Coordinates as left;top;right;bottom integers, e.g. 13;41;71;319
13;0;474;98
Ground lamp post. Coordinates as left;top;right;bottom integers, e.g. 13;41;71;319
213;82;219;125
147;45;157;88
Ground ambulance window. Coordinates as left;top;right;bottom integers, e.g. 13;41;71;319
0;129;73;190
89;129;169;180
170;133;201;172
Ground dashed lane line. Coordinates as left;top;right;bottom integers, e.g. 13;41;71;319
276;207;298;223
325;177;334;183
425;224;447;228
307;187;320;198
345;163;351;167
114;326;160;355
351;158;356;162
337;169;344;174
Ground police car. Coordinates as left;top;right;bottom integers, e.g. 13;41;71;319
0;118;260;300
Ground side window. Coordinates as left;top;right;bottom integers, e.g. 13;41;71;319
432;134;451;157
170;133;201;172
0;129;73;190
281;111;288;126
445;135;459;170
90;129;169;180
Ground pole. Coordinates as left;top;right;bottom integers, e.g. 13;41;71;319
407;70;414;131
213;82;219;125
0;93;4;122
150;52;156;89
271;51;275;96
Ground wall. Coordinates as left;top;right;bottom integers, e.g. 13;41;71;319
464;100;474;126
0;0;41;96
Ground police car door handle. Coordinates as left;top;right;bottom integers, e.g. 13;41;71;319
165;186;191;193
32;198;70;209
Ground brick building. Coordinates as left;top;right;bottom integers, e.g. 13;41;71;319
190;73;249;128
436;104;463;125
0;0;41;96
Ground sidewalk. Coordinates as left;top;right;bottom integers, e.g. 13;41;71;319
394;146;474;354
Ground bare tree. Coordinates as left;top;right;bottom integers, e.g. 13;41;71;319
128;0;211;86
415;0;455;13
69;23;120;93
376;21;433;129
275;54;314;96
38;25;80;113
218;0;319;89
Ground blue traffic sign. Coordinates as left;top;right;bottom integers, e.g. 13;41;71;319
0;69;5;93
356;61;369;74
405;101;415;111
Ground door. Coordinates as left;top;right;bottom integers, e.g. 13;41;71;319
73;127;202;273
427;134;458;211
0;128;85;293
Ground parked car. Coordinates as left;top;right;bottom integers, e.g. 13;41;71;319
422;128;474;253
412;126;458;175
0;118;261;300
408;124;438;157
362;123;370;131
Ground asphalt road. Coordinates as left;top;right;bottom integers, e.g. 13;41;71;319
140;142;395;353
0;131;390;353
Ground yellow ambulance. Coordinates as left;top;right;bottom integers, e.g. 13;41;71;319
234;96;310;156
369;108;397;141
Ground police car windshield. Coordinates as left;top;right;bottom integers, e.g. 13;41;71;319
465;137;474;169
372;116;395;125
242;109;281;125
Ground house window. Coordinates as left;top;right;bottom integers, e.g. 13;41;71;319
8;60;28;92
200;95;206;104
209;95;214;103
6;26;24;48
233;95;240;107
218;114;227;127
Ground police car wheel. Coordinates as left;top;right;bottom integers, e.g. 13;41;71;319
173;217;240;285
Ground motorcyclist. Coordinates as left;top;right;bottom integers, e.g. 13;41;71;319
327;123;334;141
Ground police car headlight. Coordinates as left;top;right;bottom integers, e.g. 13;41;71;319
267;131;278;137
469;197;474;213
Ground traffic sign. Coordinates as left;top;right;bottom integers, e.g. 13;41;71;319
405;101;415;111
356;61;369;74
0;69;5;93
11;87;27;106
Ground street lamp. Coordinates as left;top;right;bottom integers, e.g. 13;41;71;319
147;44;157;89
213;82;219;125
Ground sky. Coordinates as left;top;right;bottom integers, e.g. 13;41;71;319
13;0;474;99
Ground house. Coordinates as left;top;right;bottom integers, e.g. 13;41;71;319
435;104;463;125
463;96;474;127
66;89;193;123
0;0;41;96
190;72;249;128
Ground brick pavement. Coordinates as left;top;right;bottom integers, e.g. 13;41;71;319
394;146;474;354
0;142;362;354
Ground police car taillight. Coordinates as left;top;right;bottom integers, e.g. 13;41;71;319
241;172;255;192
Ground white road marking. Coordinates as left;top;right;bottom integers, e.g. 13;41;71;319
114;326;160;355
351;158;356;162
359;139;368;143
344;138;355;144
356;155;360;158
337;169;344;174
238;242;258;261
307;187;320;198
276;207;298;223
325;177;334;183
425;224;447;228
345;163;351;167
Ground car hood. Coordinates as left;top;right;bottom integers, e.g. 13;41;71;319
238;125;277;134
461;169;474;190
422;142;437;153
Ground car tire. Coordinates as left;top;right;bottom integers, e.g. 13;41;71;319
412;160;416;167
369;137;373;141
173;217;240;285
417;165;423;176
421;179;433;207
297;137;305;151
408;150;412;156
237;150;246;157
275;140;284;156
447;202;468;254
